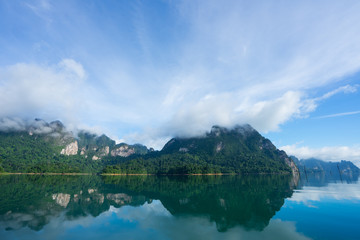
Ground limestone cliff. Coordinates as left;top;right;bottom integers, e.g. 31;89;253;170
60;141;78;155
279;150;299;177
111;145;135;157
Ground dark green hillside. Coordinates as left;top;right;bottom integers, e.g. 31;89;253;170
0;119;151;173
0;131;103;173
103;125;298;175
0;119;108;173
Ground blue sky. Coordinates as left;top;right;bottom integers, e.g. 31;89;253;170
0;0;360;165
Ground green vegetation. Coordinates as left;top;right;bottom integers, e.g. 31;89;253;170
103;153;223;174
0;122;295;174
103;125;293;174
102;152;290;175
0;132;103;173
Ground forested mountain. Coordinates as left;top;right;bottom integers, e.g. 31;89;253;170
1;118;298;174
103;125;298;175
0;119;149;173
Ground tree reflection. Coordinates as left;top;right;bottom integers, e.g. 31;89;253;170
0;174;297;232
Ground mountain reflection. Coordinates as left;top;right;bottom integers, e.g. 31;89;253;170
0;174;296;232
298;171;359;187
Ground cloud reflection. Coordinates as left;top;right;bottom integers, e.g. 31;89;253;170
0;200;311;240
289;182;360;204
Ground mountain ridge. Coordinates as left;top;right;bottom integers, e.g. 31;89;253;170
103;124;299;175
290;156;359;175
6;118;358;175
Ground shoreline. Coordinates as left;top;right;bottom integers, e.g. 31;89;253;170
0;172;291;176
0;172;94;175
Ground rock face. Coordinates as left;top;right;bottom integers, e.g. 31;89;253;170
52;193;71;208
98;146;110;157
111;145;135;157
80;147;86;155
216;142;223;153
279;151;299;177
60;141;78;155
91;146;110;160
103;146;110;155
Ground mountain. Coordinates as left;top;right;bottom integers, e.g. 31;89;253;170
0;118;149;173
0;119;299;174
291;156;360;177
104;125;299;175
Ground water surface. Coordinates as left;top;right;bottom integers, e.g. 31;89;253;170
0;174;359;239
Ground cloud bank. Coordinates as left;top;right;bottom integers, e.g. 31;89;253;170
0;59;87;122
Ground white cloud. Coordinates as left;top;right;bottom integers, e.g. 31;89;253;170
132;0;360;142
280;144;360;167
121;84;358;149
0;59;111;135
239;91;303;132
0;60;82;121
163;90;304;137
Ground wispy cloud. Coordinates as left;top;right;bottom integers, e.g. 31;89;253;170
315;85;358;101
299;84;359;118
314;110;360;119
23;0;52;25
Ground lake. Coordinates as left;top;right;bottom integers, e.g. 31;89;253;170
0;173;359;240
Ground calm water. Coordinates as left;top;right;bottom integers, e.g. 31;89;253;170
0;173;359;240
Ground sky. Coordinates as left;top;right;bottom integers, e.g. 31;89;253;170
0;0;360;165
